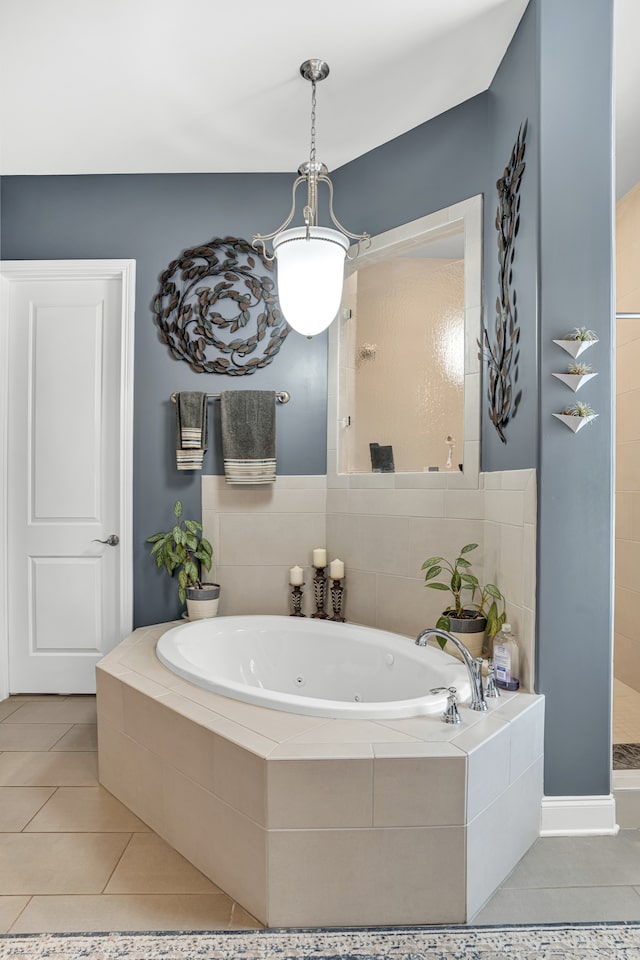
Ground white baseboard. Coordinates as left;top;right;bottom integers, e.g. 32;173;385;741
540;795;619;836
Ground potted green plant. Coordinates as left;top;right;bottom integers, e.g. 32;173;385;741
421;543;506;658
146;500;219;620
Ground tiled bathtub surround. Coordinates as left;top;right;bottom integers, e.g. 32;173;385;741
202;475;326;619
202;470;537;692
97;623;544;927
326;470;537;692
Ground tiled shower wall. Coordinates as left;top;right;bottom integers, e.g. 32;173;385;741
201;469;536;691
615;181;640;692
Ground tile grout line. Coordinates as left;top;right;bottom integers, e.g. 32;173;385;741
0;704;26;723
99;831;135;894
46;724;76;751
20;786;61;832
6;895;33;934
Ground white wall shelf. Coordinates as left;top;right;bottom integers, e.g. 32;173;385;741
552;338;599;358
552;413;599;433
552;372;598;392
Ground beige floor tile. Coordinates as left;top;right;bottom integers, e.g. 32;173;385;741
0;724;72;752
0;701;24;721
51;724;98;752
105;833;221;895
0;786;56;831
4;699;97;725
0;752;98;786
0;896;30;933
25;786;150;833
0;833;130;894
10;893;235;933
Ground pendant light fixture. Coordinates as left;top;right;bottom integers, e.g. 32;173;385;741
253;60;369;338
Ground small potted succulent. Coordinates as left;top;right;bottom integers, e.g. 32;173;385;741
567;326;598;342
552;360;598;393
567;361;593;375
553;326;599;358
421;543;506;658
146;500;219;619
553;400;599;433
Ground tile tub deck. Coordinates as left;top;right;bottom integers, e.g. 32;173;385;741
96;622;544;927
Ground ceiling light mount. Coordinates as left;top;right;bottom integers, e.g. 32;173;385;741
253;59;369;338
300;59;330;83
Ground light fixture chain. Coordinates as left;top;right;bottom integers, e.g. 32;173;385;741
304;78;318;230
310;79;317;165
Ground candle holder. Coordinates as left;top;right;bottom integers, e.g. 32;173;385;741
311;566;329;619
329;579;345;622
289;583;306;617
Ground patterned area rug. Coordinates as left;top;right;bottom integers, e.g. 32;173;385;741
1;924;640;959
613;743;640;769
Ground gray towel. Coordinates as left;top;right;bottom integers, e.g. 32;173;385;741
220;391;276;484
175;392;208;471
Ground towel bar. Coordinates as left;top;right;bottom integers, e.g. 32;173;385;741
170;391;290;404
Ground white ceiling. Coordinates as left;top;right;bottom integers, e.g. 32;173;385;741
0;0;638;199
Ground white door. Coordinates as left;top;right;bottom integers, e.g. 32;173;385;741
1;261;134;694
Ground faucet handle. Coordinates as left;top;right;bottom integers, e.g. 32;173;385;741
443;686;461;725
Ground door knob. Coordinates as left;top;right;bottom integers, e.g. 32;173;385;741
92;534;119;546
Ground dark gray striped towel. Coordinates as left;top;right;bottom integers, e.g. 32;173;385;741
220;391;276;484
175;391;208;471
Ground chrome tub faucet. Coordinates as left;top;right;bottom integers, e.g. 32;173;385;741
416;627;488;712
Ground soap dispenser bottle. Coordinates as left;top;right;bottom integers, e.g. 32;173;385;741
493;623;520;691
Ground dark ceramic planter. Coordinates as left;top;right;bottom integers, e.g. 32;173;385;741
442;610;487;659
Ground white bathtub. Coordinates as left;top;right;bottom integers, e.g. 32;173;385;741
156;615;471;719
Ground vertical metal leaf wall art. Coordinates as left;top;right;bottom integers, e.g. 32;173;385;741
152;236;289;375
480;120;528;443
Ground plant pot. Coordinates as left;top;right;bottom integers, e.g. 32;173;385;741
551;372;598;392
552;412;599;433
552;337;598;358
431;610;487;661
186;583;220;620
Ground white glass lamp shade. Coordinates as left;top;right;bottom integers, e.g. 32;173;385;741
273;226;349;336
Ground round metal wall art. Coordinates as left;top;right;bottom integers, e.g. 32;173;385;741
152;236;290;375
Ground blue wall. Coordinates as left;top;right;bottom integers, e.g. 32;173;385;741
535;0;614;796
0;0;614;797
0;174;329;626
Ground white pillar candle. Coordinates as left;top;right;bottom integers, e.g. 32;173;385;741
329;558;345;580
312;548;327;568
289;565;304;586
